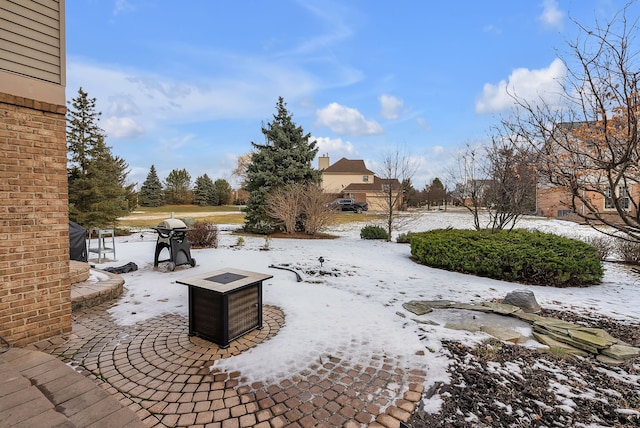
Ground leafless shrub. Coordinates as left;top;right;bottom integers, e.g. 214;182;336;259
187;221;218;248
265;184;305;233
266;183;335;235
301;184;335;235
583;235;613;261
614;238;640;264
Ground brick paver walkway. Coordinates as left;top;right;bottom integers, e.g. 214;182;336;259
33;303;426;427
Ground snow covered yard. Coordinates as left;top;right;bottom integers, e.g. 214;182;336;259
95;209;640;426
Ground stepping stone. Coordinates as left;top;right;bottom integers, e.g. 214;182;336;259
480;326;522;343
601;344;640;361
444;322;482;332
596;354;626;366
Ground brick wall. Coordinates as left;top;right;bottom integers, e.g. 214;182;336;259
0;93;71;346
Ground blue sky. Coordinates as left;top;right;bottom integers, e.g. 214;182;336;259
65;0;632;190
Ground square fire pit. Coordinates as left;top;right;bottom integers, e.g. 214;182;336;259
176;268;273;348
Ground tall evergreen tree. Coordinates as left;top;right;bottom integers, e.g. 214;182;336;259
139;165;165;207
194;174;216;206
213;178;232;206
244;97;320;232
164;168;193;204
67;87;134;227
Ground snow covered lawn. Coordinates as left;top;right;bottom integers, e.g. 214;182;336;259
94;209;640;422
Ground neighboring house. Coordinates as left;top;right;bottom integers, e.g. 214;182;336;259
535;121;640;224
319;156;374;197
319;156;404;211
0;0;70;346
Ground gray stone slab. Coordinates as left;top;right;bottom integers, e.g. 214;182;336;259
480;326;522;343
601;344;640;360
532;332;589;357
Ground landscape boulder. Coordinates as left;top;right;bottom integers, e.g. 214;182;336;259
502;289;541;313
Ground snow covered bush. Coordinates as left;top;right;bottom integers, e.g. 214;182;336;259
409;229;603;287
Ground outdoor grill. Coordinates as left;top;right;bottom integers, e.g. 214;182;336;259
152;219;196;271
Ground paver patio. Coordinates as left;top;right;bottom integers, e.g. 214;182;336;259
30;302;426;427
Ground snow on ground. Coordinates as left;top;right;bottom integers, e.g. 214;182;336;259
94;209;640;413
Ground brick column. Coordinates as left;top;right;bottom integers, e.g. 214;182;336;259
0;93;71;346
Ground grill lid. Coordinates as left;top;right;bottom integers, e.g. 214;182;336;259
156;219;188;230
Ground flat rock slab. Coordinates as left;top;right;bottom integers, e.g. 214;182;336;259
480;326;522;343
601;344;640;360
405;299;640;365
403;300;457;315
532;332;589;357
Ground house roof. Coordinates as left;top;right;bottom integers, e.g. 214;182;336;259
343;176;402;192
323;158;374;175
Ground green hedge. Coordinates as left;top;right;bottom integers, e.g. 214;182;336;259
409;229;603;287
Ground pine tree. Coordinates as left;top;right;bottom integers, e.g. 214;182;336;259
139;165;165;207
164;169;193;204
213;179;232;205
244;97;320;232
67;87;134;227
194;174;216;206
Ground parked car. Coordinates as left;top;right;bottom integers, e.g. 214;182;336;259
329;198;369;213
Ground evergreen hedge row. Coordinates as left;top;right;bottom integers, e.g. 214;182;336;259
409;229;603;287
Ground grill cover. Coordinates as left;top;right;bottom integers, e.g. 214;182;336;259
157;219;187;230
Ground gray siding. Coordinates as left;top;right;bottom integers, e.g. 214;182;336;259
0;0;63;84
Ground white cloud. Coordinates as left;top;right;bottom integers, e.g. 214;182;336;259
103;116;145;139
316;102;383;136
379;94;404;120
483;24;502;35
416;117;431;131
66;57;320;128
538;0;564;30
312;135;356;156
475;58;567;114
113;0;134;16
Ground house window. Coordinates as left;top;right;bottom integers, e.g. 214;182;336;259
604;186;630;210
381;184;390;192
363;175;369;182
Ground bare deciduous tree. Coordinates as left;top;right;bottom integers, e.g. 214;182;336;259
377;148;419;241
484;131;537;230
505;4;640;241
449;143;488;230
232;152;252;188
450;136;536;231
